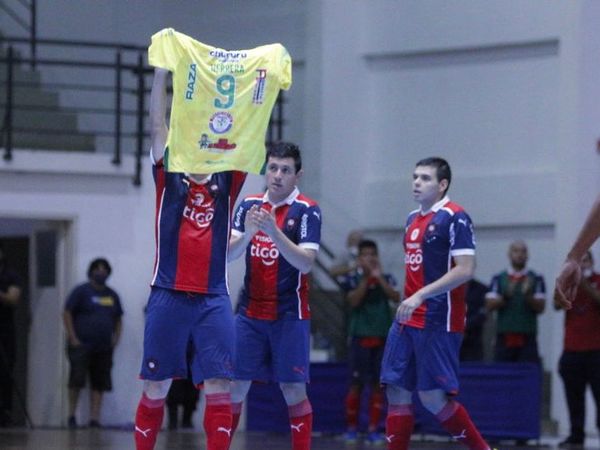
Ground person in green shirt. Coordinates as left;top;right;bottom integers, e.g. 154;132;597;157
340;239;400;444
485;240;546;362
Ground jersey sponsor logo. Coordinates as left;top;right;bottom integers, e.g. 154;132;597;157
300;213;308;239
234;206;245;228
183;194;215;229
185;63;197;100
250;242;279;266
406;242;420;250
252;69;267;105
208;138;237;152
209;49;248;63
209;112;233;134
405;249;423;272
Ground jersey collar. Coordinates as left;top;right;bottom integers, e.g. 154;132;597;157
508;267;528;276
264;187;300;207
421;196;450;215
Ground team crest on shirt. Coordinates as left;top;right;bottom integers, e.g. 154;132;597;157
286;218;296;230
209;112;233;134
410;229;420;241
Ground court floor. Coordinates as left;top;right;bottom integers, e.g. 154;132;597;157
0;427;596;450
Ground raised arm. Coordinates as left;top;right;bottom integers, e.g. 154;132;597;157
150;68;169;162
555;195;600;309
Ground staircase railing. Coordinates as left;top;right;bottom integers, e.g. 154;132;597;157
0;0;36;67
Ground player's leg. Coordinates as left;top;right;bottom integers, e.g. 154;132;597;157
417;329;490;450
192;294;237;450
366;341;386;442
559;351;586;444
136;287;194;450
88;348;113;427
230;314;271;440
66;344;89;428
380;322;417;450
344;337;365;440
273;319;312;450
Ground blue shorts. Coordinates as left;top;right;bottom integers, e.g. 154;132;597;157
380;322;462;394
140;287;235;385
234;314;310;383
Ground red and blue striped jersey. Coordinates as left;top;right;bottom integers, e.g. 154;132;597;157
231;188;321;320
150;157;246;294
403;197;475;332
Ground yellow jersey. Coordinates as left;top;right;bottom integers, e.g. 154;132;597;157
148;28;292;174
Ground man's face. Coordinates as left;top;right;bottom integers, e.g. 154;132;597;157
509;242;528;270
412;165;446;209
265;156;302;203
358;246;378;270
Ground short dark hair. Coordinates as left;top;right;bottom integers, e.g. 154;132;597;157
266;141;302;173
358;239;378;254
87;257;112;278
416;157;452;196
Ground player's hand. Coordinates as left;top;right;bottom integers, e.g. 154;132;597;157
244;205;261;236
256;207;278;236
554;259;581;310
396;292;425;324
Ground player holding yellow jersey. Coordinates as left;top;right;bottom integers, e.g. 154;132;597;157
148;28;292;174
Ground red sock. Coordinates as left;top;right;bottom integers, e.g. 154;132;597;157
437;400;489;450
134;393;165;450
385;404;414;450
368;389;384;431
288;399;312;450
345;389;360;430
204;393;232;450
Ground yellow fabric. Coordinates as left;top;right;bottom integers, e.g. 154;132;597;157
148;28;292;174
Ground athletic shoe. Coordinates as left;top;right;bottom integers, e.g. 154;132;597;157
558;436;584;448
365;431;385;446
344;430;358;443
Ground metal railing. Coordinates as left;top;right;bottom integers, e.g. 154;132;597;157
0;36;286;185
0;0;36;67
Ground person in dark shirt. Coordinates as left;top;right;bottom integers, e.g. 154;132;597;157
460;279;488;362
63;258;123;428
0;243;22;427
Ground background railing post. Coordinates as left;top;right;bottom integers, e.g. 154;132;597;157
133;53;145;186
112;50;122;165
30;0;37;69
4;46;15;161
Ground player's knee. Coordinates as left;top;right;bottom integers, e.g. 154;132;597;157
231;380;252;403
279;382;307;406
143;379;172;399
204;377;230;394
417;389;447;415
385;384;412;405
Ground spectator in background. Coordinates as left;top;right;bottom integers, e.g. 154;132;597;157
340;239;400;444
555;195;600;310
329;230;363;281
556;250;600;448
0;243;22;427
460;279;488;362
63;258;123;428
485;240;546;363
